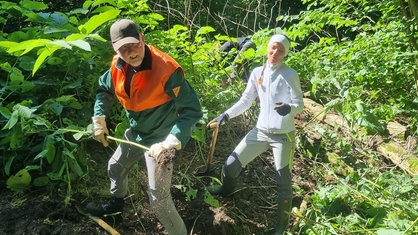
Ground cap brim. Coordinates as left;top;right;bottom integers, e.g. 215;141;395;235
112;37;140;51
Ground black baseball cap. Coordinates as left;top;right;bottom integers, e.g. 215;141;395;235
110;19;140;51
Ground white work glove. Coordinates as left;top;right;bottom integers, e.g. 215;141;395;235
149;134;182;158
92;116;109;147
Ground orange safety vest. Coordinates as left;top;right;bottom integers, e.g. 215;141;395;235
110;45;183;112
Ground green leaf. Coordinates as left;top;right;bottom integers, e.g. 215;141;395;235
191;125;205;143
204;191;220;207
78;9;121;34
65;33;85;41
34;149;48;161
7;169;32;193
0;41;19;50
45;142;56;164
32;46;60;76
68;40;91;51
9;67;24;82
7;39;52;55
18;56;36;71
64;149;84;177
50;102;63;115
82;0;93;9
44;27;69;34
85;33;107;42
2;110;19;130
0;106;11;119
50;40;72;49
376;229;402;235
197;26;215;35
16;104;34;118
34;135;57;164
69;8;89;15
66;33;106;42
20;0;48;11
33;176;49;187
148;13;164;21
8;125;23;149
4;156;15;176
47;57;63;65
55;95;73;102
49;12;68;25
91;0;117;7
169;25;188;34
73;132;84;141
215;35;236;41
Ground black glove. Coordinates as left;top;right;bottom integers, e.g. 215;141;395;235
275;102;291;116
207;113;229;128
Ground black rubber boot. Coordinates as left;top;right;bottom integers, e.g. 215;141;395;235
207;174;238;196
86;196;124;217
275;198;292;235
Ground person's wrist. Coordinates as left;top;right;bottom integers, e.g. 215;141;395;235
223;113;229;121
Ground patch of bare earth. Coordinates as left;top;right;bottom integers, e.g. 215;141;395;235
0;112;317;235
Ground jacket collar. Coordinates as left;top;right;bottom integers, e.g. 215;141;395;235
115;44;153;71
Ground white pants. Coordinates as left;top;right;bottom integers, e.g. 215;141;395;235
107;129;186;235
224;128;295;198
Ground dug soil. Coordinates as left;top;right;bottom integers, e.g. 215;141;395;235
0;111;318;235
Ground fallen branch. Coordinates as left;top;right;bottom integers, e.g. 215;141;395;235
75;205;121;235
302;98;418;175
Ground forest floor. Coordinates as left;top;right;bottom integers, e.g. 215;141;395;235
0;109;384;235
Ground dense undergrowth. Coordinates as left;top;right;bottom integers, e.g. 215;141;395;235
0;0;417;234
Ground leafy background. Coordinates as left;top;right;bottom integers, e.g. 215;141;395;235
0;0;417;234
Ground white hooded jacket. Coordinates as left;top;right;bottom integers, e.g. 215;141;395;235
225;62;304;134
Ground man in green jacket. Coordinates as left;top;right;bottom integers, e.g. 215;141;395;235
87;18;202;235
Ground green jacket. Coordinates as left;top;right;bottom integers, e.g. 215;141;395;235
93;45;202;148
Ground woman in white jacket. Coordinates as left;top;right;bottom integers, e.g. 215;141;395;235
207;34;304;235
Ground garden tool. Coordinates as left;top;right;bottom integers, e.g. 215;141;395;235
195;126;219;175
106;135;150;151
206;126;219;168
75;205;121;235
107;135;175;190
106;135;175;166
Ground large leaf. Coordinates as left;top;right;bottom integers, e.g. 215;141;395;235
18;56;36;71
2;110;19;130
78;9;120;34
6;169;32;193
45;141;56;164
33;135;57;164
16;104;35;118
4;155;15;176
68;40;91;51
32;45;60;75
6;67;35;92
197;26;215;35
33;176;49;187
0;106;11;119
50;40;72;49
64;149;84;177
7;39;52;55
66;33;106;42
0;41;18;50
91;0;117;7
20;0;48;11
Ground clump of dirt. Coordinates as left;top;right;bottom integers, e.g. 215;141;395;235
157;148;176;165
